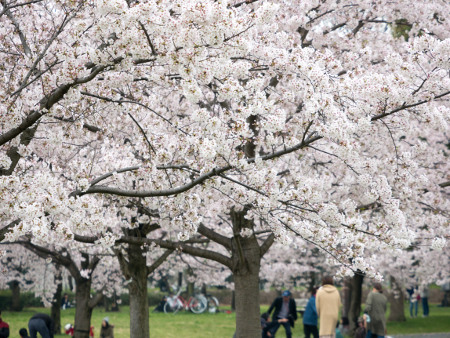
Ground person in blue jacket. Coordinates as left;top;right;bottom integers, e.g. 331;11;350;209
303;287;319;338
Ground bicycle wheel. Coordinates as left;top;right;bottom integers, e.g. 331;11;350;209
189;295;207;314
207;296;219;313
163;301;172;314
164;299;181;314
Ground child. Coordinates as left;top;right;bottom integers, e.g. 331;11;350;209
65;323;74;336
19;328;30;338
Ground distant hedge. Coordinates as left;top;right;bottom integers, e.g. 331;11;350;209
0;288;233;310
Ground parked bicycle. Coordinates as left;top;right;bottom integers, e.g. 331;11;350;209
164;288;207;314
206;294;219;313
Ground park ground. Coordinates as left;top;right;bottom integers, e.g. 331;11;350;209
2;303;450;337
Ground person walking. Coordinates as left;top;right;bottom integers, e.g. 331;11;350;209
0;310;10;338
267;290;297;338
28;313;54;338
316;276;341;338
365;283;387;338
303;287;319;338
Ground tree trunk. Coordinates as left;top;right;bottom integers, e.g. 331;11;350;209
51;268;63;334
348;273;364;334
9;280;21;311
128;243;149;338
234;263;261;338
185;267;195;297
68;276;74;291
201;283;207;295
230;208;262;338
308;271;316;293
231;290;236;311
342;277;352;319
104;296;110;312
388;276;406;322
74;279;94;338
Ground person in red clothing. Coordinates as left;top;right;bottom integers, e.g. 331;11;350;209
64;324;74;336
64;324;93;337
0;310;10;338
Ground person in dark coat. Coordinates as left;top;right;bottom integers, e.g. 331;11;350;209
267;290;297;338
61;294;71;310
0;310;10;338
28;313;54;338
365;283;387;338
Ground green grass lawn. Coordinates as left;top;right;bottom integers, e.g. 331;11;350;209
2;303;449;337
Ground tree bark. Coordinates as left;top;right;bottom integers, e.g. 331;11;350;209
388;276;406;322
68;276;74;291
9;280;21;311
234;260;261;338
127;243;150;338
74;279;94;338
231;208;262;338
342;277;352;319
51;267;63;334
348;273;364;334
231;290;236;311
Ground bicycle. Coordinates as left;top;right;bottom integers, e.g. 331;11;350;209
205;294;219;313
164;289;207;314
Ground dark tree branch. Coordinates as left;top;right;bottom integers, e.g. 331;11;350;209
20;241;81;279
147;249;174;275
72;135;323;198
52;116;101;133
197;223;232;250
127;112;156;155
138;21;157;55
75;231;229;267
0;60;116;146
0;219;20;241
259;233;274;257
371;91;450;121
88;292;104;309
118;236;233;269
438;181;449;188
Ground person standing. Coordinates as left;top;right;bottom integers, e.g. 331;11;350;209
365;283;387;338
406;286;419;318
303;287;319;338
28;313;54;338
0;310;10;338
267;290;297;338
316;276;341;338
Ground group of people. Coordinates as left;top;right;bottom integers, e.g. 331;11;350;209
407;285;429;318
261;276;389;338
63;317;113;338
0;310;113;338
0;311;53;338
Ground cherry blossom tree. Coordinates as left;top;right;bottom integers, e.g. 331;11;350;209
0;244;53;310
1;0;449;337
